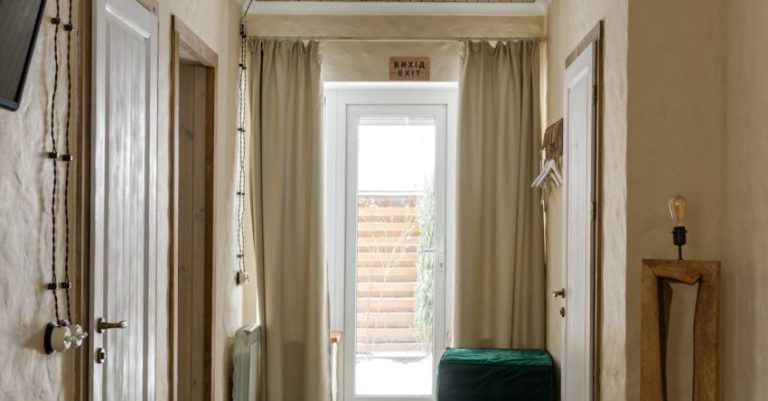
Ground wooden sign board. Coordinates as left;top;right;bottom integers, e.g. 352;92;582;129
389;56;431;81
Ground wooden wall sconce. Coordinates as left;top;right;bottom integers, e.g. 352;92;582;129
641;259;721;401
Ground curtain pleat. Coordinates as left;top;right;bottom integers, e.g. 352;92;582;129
248;39;331;401
454;40;545;349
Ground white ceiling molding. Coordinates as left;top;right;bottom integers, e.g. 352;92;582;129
242;1;552;17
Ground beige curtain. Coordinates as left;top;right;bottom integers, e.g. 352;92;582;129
454;40;545;349
247;39;331;401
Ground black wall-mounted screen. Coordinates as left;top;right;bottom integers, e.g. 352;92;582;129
0;0;48;111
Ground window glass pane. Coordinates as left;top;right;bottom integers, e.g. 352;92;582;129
355;116;437;396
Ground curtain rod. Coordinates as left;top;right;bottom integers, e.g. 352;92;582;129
250;35;545;43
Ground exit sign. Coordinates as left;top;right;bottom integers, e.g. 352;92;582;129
389;57;431;81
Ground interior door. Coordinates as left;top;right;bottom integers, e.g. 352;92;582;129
90;0;158;400
176;64;214;401
561;42;596;401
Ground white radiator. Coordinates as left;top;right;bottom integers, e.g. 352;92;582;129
232;323;262;401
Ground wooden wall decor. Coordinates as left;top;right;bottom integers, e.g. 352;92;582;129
542;119;563;167
641;259;721;401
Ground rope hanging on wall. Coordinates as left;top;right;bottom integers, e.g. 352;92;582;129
47;0;63;326
235;0;254;286
44;0;87;355
62;0;75;327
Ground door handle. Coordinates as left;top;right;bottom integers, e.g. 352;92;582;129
97;318;128;333
422;248;445;273
552;288;566;298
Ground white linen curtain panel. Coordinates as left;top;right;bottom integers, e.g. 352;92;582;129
247;39;331;401
454;40;546;349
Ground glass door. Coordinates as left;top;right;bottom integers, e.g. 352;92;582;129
344;104;447;401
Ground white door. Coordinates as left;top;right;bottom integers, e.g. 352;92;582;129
345;104;447;401
324;86;458;401
329;91;454;401
561;42;596;401
89;0;158;400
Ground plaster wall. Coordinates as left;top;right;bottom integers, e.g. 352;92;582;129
246;15;544;82
722;0;768;399
0;1;80;399
544;1;629;400
547;1;730;400
0;0;244;400
625;0;725;399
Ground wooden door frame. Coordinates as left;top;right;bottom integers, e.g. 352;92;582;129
170;15;218;401
563;21;604;401
75;1;93;400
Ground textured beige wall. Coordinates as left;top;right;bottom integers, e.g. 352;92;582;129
321;41;464;82
626;0;725;399
0;0;243;400
0;0;80;399
246;15;544;39
547;1;731;400
545;1;629;399
722;0;768;399
246;15;544;81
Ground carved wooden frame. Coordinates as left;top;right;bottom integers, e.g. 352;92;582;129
641;259;721;401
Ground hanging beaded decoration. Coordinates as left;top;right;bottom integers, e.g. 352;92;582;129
235;0;254;286
44;0;87;354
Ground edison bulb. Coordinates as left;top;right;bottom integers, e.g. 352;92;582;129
668;195;687;226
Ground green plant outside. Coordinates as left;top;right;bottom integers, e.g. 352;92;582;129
414;179;435;353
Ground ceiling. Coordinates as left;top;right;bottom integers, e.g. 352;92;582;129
243;0;550;16
252;0;535;2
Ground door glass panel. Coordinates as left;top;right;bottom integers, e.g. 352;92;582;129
355;116;437;396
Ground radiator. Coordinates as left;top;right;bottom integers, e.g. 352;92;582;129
233;323;262;401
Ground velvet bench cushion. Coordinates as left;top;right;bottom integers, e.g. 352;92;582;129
437;348;555;401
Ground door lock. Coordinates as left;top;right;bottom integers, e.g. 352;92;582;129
96;348;107;364
559;307;566;318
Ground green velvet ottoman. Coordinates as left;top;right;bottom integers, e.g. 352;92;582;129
437;348;555;401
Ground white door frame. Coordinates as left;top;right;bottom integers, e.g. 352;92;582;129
560;23;603;401
89;0;158;399
324;84;458;401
